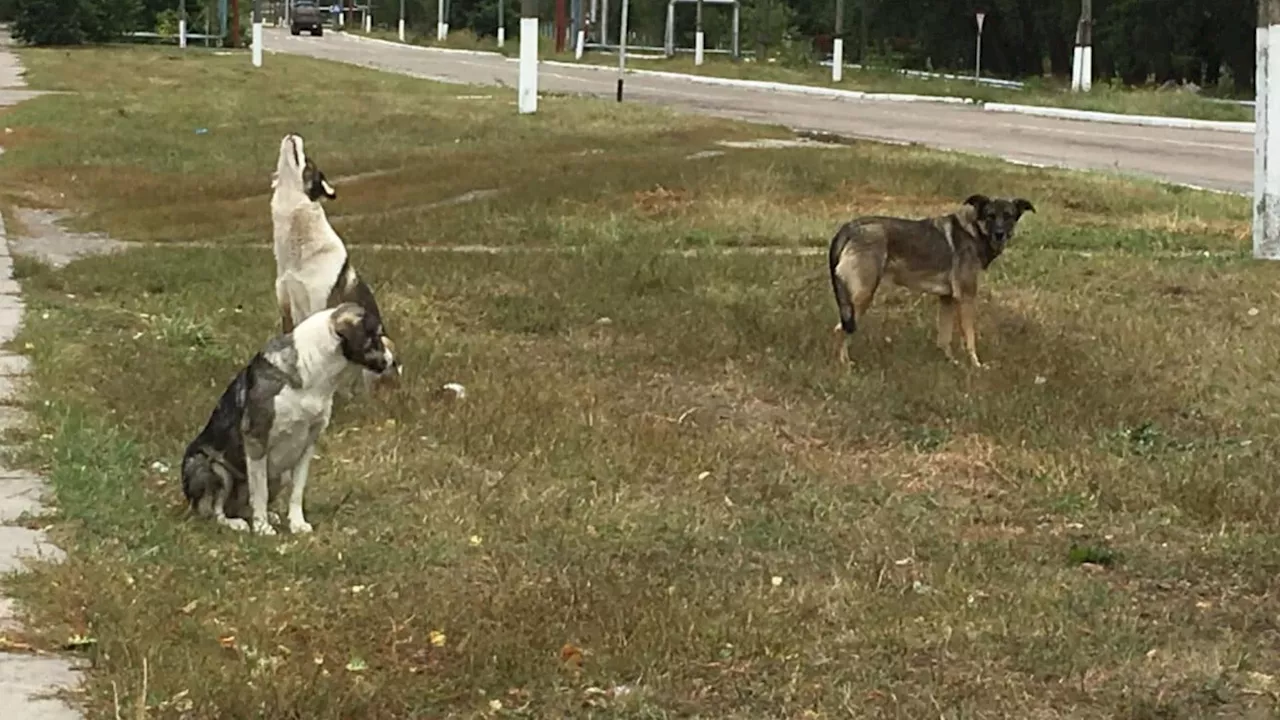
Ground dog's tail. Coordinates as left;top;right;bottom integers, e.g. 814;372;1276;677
829;226;856;334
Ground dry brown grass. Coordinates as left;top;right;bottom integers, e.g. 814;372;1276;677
0;43;1274;720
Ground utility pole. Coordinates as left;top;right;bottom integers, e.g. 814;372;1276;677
1256;0;1280;259
974;10;985;83
518;0;538;113
555;0;566;52
832;0;843;82
437;0;447;39
616;0;629;99
179;0;187;47
694;0;704;65
1071;0;1092;92
398;0;405;40
859;0;867;65
498;0;505;47
230;0;240;47
252;0;263;66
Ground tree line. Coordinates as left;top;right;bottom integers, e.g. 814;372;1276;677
3;0;1258;95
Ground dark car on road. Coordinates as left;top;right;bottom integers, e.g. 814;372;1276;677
290;0;325;36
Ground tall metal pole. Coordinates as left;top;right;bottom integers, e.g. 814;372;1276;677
974;11;984;83
601;0;608;47
398;0;405;40
518;0;538;113
437;0;446;39
252;0;263;66
498;0;505;47
1255;0;1280;259
859;0;867;64
831;0;843;81
1071;0;1092;91
694;0;704;65
616;0;628;99
179;0;187;47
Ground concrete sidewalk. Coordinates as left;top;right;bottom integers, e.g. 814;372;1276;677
0;31;85;720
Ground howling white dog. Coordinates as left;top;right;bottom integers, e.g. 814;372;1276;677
269;133;400;391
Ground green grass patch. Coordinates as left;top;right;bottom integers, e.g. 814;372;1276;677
0;43;1275;719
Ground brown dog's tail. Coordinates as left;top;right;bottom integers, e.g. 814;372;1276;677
828;227;856;334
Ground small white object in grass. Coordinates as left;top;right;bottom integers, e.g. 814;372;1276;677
468;534;483;547
697;470;711;481
1034;375;1047;385
770;575;783;587
150;460;170;474
489;699;503;711
595;317;613;325
442;382;466;399
1248;307;1260;317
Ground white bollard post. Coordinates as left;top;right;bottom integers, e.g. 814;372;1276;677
694;30;704;65
498;27;505;46
575;28;584;58
398;18;405;40
252;22;263;66
518;0;538;113
179;18;187;47
832;37;843;82
364;11;371;31
1256;0;1280;260
1081;45;1092;91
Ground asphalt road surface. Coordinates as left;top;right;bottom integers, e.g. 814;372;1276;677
265;29;1251;194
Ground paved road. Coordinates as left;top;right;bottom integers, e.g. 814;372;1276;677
265;30;1251;194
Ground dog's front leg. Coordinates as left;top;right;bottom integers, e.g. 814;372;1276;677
287;444;316;534
247;453;277;536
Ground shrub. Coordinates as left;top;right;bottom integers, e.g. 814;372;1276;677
13;0;141;45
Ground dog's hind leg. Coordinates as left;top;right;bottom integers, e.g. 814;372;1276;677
831;255;882;365
210;466;250;532
958;296;983;369
936;296;959;363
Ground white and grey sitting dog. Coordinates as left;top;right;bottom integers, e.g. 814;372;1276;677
270;132;400;392
181;302;396;535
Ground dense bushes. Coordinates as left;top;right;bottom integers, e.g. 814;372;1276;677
12;0;142;44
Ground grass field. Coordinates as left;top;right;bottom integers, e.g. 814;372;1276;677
354;27;1254;123
0;43;1275;719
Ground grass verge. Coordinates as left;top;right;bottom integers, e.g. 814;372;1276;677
351;27;1253;123
0;43;1275;719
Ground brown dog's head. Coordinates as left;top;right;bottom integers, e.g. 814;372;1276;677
964;194;1035;250
330;302;396;375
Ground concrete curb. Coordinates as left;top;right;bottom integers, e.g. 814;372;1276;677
0;36;85;720
333;31;1253;133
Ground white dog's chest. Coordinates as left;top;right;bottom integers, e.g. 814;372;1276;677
266;389;332;477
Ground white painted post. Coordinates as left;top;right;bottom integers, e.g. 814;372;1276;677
437;0;446;39
363;7;371;31
616;0;628;99
498;0;505;46
575;28;584;58
179;0;187;48
694;0;704;65
252;0;264;66
398;0;405;41
518;0;538;113
1255;0;1280;259
974;11;984;84
832;0;843;82
1071;0;1092;92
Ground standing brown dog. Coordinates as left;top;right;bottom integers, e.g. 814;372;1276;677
828;194;1035;368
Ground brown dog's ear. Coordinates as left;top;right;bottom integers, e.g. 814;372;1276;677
964;194;991;213
1013;198;1036;215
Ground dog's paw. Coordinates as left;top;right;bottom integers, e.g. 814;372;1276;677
267;511;282;525
251;519;278;536
289;518;314;534
219;517;250;532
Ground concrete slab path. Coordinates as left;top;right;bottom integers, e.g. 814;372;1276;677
0;28;85;720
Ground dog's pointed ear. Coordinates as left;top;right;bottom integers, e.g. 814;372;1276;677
964;194;991;213
1013;198;1036;215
